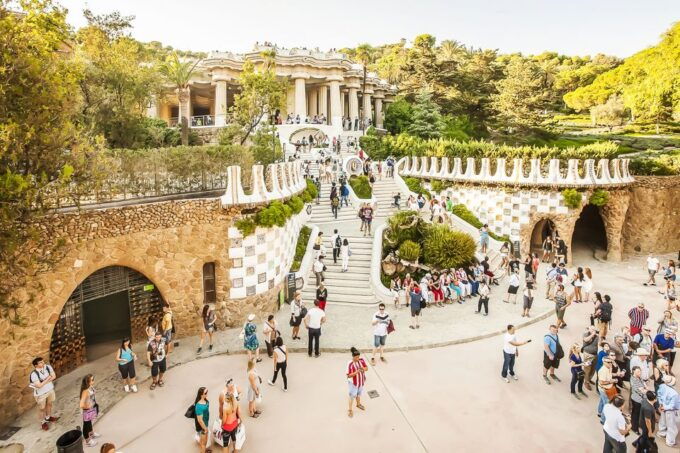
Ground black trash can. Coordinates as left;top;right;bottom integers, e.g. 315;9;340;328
56;429;83;453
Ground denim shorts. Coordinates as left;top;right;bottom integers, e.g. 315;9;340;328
374;335;386;348
348;382;363;398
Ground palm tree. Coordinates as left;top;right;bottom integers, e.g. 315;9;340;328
160;53;200;145
438;40;466;63
355;44;373;133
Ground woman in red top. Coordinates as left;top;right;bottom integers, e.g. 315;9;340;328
346;347;368;418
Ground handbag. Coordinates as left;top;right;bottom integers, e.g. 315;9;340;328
605;385;618;401
184;404;195;419
212;419;224;447
82;406;98;422
387;320;395;334
235;422;247;450
289;315;295;327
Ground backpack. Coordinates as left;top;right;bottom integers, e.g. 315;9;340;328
331;197;339;207
600;303;612;322
29;365;53;386
335;236;342;248
545;335;564;359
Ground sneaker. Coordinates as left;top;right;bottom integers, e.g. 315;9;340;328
283;387;288;392
483;313;488;316
579;390;588;398
474;310;480;314
197;347;202;354
131;385;138;393
92;432;102;438
47;416;60;422
268;380;274;386
550;374;561;382
124;385;130;392
543;376;551;385
41;422;49;431
512;375;518;381
503;377;509;383
572;393;580;400
86;439;98;447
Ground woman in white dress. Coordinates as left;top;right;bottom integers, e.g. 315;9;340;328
340;238;350;272
582;267;594;302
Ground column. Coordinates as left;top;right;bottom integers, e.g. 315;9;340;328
329;79;342;126
308;88;318;116
362;92;372;122
341;92;346;117
375;97;383;128
214;80;228;126
349;88;359;119
318;85;328;123
294;76;308;118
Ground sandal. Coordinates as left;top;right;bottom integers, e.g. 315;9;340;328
370;358;376;365
356;404;365;411
158;380;165;387
380;357;387;363
348;410;353;418
250;413;260;418
150;383;156;390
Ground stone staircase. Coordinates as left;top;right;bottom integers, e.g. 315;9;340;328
300;235;376;306
370;177;400;218
309;178;359;224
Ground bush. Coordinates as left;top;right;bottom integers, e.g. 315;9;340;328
561;189;583;209
451;204;508;242
404;177;431;198
235;218;256;237
305;178;318;199
423;225;476;270
290;226;312;272
384;210;424;252
589;189;609;207
301;190;313;203
429;180;452;193
286;196;304;214
256;200;291;227
398;240;421;262
349;175;372;199
630;150;680;175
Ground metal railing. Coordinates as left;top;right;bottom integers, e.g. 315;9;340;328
168;115;232;128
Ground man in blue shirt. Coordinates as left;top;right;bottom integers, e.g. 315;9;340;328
543;325;562;384
658;375;680;447
654;329;675;362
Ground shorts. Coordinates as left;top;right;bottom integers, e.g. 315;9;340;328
411;307;421;317
151;358;166;377
35;389;56;409
247;386;258;402
348;382;364;398
543;352;560;370
374;335;386;348
221;425;237;446
648;270;657;277
508;285;519;295
163;329;173;343
118;361;136;379
555;306;566;320
203;323;214;333
523;296;533;310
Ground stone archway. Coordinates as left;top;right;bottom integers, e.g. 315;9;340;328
49;265;165;376
571;204;608;261
289;127;328;146
530;219;557;254
521;212;580;265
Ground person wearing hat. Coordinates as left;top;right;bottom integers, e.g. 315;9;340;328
630;348;651;382
581;326;599;390
630;365;646;434
654;329;675;364
597;356;616;423
633;326;654;358
658;374;680;446
628;303;650;337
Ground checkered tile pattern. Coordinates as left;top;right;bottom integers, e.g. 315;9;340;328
227;211;310;299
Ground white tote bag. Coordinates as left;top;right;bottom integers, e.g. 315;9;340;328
235;422;246;450
212;419;224;447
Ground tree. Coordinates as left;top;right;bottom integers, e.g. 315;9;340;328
228;54;287;145
590;95;626;131
160;53;199;145
250;124;282;165
0;1;92;325
492;56;551;129
407;91;443;139
384;97;413;134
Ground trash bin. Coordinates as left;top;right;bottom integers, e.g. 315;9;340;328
56;429;83;453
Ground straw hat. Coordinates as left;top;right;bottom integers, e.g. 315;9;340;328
634;348;649;356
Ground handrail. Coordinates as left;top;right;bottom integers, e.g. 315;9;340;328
294;220;319;291
370;223;393;304
220;161;307;206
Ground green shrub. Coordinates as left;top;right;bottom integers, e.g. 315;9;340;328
384;210;425;251
290;226;311;272
630;150;680;175
256;200;290;227
561;189;582;209
398;240;421;261
423;225;476;270
429;180;449;193
300;191;313;203
589;189;609;207
404;177;431;198
349;175;372;199
286;196;304;214
450;204;508;242
305;178;318;199
235;218;256;237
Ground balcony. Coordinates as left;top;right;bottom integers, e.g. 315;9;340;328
168;115;232;128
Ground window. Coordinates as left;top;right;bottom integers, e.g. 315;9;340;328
202;263;216;303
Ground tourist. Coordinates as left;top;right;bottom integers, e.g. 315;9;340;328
602;395;630;452
475;280;490;316
409;284;422;329
593;294;613;339
146;315;158;343
220;389;242;452
499;242;510;272
583;267;594;302
115;338;138;393
100;444;117;453
633;327;654;358
362;203;374;237
522;279;535;318
340;183;349;207
371;303;390;364
192;386;210;453
147;331;167;390
555;238;568;264
630;366;646;435
597;357;616;422
630;348;651;383
568;343;587;399
554;284;570;328
502;324;530;382
628;303;650;337
219;378;242;416
346;347;368;418
393;192;401;209
654;328;675;364
416;193;426;210
242;314;261;363
658;375;680;447
523;254;533;280
268;336;288;391
289;291;305;340
29;357;59;431
531;253;540;278
639;391;658;449
331;193;340;219
316;282;328;311
313;255;325;286
508;253;521;275
197;303;216;354
503;272;520;305
479;225;490;254
664;279;677;309
340;238;350;272
582;326;599;390
545;262;558;300
247;359;262;418
313;231;324;256
161;303;174;354
330;229;341;264
263;314;279;358
657;310;678;335
571;267;584;303
655;359;670;392
542;324;563;384
304;300;326;357
79;374;101;447
644;253;661;286
541;236;553;263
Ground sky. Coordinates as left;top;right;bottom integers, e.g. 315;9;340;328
56;0;680;58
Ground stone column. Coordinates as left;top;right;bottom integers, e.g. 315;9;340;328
293;74;309;118
341;91;346;117
214;79;228;126
329;78;342;127
374;97;383;128
362;91;372;122
318;85;328;123
308;88;318;116
349;88;359;119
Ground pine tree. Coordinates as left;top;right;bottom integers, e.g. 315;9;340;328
407;91;443;139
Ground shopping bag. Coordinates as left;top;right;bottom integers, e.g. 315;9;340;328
235;422;246;450
212;419;224;447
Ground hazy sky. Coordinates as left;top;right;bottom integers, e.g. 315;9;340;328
57;0;679;57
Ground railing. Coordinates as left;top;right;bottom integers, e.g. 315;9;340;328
168;115;232;128
191;115;215;127
220;161;307;206
398;156;635;187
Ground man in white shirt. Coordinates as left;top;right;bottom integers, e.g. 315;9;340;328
330;229;341;264
313;256;325;287
629;348;651;382
501;325;530;383
371;304;390;365
602;396;630;452
29;357;59;431
304;300;326;358
645;253;660;286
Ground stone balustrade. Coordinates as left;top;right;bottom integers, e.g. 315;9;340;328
397;156;635;187
220;161;306;206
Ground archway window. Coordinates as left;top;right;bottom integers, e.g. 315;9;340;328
203;262;216;303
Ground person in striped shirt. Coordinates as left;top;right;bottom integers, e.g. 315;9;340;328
346;347;368;418
628;303;650;337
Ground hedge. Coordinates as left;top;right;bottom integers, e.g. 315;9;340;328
349;175;372;199
450;204;508;242
290;226;312;272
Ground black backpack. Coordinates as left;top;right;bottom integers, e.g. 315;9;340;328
545;335;564;359
600;303;612;322
335;236;342;248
